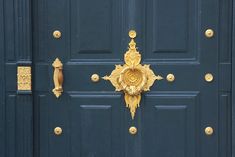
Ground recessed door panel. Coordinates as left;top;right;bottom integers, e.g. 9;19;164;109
70;0;124;60
142;93;198;157
145;0;199;61
69;95;125;157
36;93;125;157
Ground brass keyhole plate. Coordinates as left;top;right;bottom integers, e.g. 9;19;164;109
17;66;32;91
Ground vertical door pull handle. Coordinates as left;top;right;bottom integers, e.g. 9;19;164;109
52;58;63;98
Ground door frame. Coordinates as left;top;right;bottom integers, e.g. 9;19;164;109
232;0;235;155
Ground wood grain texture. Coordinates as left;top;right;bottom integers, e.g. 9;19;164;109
2;0;33;157
232;0;235;155
0;0;5;156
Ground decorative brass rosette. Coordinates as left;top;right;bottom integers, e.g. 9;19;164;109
103;30;163;119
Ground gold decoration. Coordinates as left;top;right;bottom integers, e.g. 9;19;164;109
205;73;214;82
54;127;63;135
166;73;175;82
52;58;63;98
205;126;214;136
91;74;100;82
103;30;163;119
129;30;137;38
129;126;137;135
205;29;214;38
17;66;32;91
53;30;62;39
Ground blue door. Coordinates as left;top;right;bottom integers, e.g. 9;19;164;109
32;0;232;157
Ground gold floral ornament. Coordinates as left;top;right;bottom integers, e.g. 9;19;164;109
103;30;163;119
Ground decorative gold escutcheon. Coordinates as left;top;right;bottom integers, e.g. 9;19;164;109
53;30;62;39
205;126;214;136
129;126;137;135
103;30;163;119
54;127;63;135
205;73;214;82
205;29;214;38
17;66;32;91
91;74;100;82
166;73;175;82
52;58;63;98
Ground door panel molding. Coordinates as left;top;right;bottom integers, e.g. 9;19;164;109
232;0;235;154
1;0;33;157
0;0;5;155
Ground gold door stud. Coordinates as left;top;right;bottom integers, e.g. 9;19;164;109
166;73;175;82
205;126;214;136
205;29;214;38
129;126;137;135
54;127;63;135
91;74;100;82
205;73;214;82
53;30;62;39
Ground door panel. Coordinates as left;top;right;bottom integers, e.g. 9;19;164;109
142;93;198;157
70;0;123;60
70;94;125;157
145;0;198;60
33;0;231;156
36;93;125;157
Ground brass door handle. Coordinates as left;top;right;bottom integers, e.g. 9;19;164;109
103;30;163;119
52;58;63;98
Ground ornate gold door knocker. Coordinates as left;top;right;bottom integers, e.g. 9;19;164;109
103;30;163;119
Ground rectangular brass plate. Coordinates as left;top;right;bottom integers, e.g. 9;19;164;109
17;66;31;91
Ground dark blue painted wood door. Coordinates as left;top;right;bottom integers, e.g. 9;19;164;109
33;0;232;157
